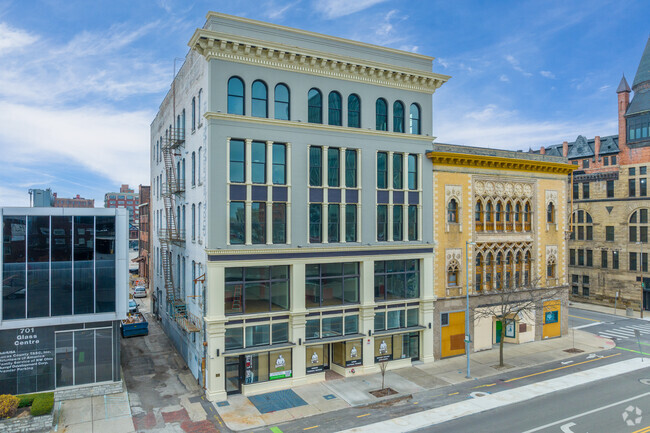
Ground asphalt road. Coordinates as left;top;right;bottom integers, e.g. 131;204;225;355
263;308;648;433
419;368;650;433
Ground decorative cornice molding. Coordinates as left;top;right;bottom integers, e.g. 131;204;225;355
204;111;436;141
188;29;450;94
205;244;434;256
427;151;577;175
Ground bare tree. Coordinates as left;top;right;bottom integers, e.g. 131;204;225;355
470;277;567;367
379;361;388;391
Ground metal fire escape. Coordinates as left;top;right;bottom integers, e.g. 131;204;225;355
160;126;200;333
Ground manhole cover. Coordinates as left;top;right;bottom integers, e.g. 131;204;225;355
640;379;650;386
469;391;490;398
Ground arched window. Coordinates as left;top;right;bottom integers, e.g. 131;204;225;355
524;202;532;231
495;202;503;231
505;202;513;231
515;203;522;231
198;202;202;241
274;83;290;120
628;209;649;243
571;210;594;241
410;103;421;134
447;260;460;286
198;147;202;184
524;252;532;285
448;198;458;223
376;98;388;131
197;89;202;126
475;253;483;292
192;204;196;240
506;252;513;288
252;80;268;118
191;97;196;131
485;201;494;231
496;252;503;289
547;202;555;224
515;252;522;287
547;257;556;279
308;88;322;123
393;101;405;133
485;253;493;290
475;202;483;231
181;109;185;135
191;151;196;186
227;77;245;115
182;205;186;234
328;91;342;126
348;94;361;128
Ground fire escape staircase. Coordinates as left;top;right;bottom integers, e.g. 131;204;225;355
160;127;200;333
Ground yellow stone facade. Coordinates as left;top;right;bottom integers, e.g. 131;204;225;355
428;144;575;359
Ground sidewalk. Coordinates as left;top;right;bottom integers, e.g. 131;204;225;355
569;300;650;320
52;389;135;433
216;330;613;431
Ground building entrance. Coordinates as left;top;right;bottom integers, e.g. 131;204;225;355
224;356;243;395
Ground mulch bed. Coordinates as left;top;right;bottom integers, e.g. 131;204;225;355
564;348;584;353
369;387;398;398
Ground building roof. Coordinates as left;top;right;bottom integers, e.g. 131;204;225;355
617;75;631;93
532;134;620;159
632;36;650;90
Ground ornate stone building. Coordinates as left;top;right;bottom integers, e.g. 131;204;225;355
534;37;650;312
429;144;574;359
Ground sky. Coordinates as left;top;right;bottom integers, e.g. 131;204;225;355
0;0;649;206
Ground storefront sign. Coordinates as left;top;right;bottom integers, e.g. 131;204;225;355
345;359;362;367
270;353;292;380
374;354;392;363
306;365;324;374
545;311;558;324
0;327;55;394
505;320;516;338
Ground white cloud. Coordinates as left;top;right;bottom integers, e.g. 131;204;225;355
599;85;611;92
505;54;532;77
499;74;509;82
0;22;38;54
540;70;555;79
436;103;618;150
0;101;151;190
0;185;30;207
313;0;387;19
265;1;302;19
398;44;419;53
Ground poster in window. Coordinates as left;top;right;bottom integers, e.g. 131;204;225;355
374;337;393;362
545;311;558;324
505;320;516;338
269;349;292;380
345;340;362;367
306;345;324;374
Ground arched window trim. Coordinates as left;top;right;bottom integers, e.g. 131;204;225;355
409;103;421;134
393;100;405;133
448;198;458;223
252;80;268;118
447;259;460;287
328;91;342;126
547;202;555;224
191;97;196;131
308;88;323;124
376;98;388;131
274;83;290;120
227;76;245;115
348;93;361;128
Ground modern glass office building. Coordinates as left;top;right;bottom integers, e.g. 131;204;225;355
0;208;128;395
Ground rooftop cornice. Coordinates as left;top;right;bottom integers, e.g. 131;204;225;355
188;29;450;94
204;111;436;142
427;151;577;175
204;11;435;62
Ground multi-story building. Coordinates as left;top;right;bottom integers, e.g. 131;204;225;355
29;189;94;208
137;186;151;282
428;144;574;358
0;207;128;396
150;12;449;400
104;184;140;227
533;37;650;312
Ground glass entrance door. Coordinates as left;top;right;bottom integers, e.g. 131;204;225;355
225;356;242;394
323;344;330;369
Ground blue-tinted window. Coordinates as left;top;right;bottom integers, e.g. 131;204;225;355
309;204;322;243
328;91;342;126
393;101;404;133
3;216;26;320
308;88;322;124
348;94;360;128
95;217;115;313
377;152;388;189
309;146;322;186
230;202;245;245
251;141;266;184
274;84;290;120
410;103;421;134
272;143;286;185
328;147;340;187
227;77;245;115
229;139;245;183
252;80;268;118
328;204;340;243
74;216;94;315
376;98;388;131
52;216;72;316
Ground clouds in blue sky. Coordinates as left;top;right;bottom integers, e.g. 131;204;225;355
0;0;649;206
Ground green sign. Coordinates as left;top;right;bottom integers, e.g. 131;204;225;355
269;370;292;380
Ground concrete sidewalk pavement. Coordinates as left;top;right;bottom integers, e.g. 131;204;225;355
216;330;613;431
569;300;650;320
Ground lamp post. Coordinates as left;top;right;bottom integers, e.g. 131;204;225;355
638;241;645;319
465;240;476;379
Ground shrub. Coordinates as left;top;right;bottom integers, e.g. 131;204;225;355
17;394;36;408
30;393;54;416
0;394;19;419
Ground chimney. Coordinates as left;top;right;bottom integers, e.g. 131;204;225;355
562;141;568;157
540;146;546;155
594;136;601;163
617;75;631;163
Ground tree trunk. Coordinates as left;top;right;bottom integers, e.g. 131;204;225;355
499;323;505;367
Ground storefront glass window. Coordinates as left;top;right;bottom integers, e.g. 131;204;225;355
306;319;320;340
345;340;362;367
322;317;343;337
225;328;244;350
305;263;359;308
95;328;113;382
245;324;270;347
375;337;393;362
374;311;386;331
406;309;418;327
272;322;289;344
374;260;420;301
74;330;95;385
306;345;324;374
225;266;290;315
344;315;358;334
387;310;404;329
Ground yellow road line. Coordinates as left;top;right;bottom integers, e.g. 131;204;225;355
448;392;459;396
631;426;650;433
568;314;601;322
504;353;621;383
304;426;319;430
357;413;370;418
472;383;496;389
413;402;419;405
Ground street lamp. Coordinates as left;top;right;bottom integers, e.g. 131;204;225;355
465;240;476;379
637;241;645;319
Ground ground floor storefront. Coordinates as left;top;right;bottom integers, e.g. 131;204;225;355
0;321;121;395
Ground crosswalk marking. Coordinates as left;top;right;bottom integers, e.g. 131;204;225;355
596;323;650;340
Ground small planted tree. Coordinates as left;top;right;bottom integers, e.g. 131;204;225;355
379;361;388;391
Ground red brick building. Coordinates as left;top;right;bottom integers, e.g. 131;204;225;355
137;185;151;281
53;193;94;208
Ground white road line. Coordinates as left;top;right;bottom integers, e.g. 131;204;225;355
600;329;636;336
521;392;650;433
573;322;603;329
621;325;650;331
598;331;631;338
337;358;649;433
598;334;626;339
